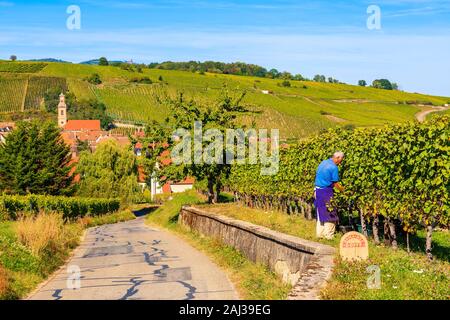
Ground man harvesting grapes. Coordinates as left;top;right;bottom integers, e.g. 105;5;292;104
314;151;345;239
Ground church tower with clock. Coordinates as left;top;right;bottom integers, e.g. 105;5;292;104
58;93;67;128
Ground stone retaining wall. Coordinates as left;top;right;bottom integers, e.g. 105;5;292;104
179;206;336;300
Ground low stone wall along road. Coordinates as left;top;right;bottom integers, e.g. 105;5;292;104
27;217;238;300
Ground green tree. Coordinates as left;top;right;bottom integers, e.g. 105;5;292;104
76;139;90;153
280;72;293;80
372;79;393;90
314;75;326;82
10;55;17;62
86;73;102;85
98;57;109;66
0;121;73;195
358;80;367;87
142;90;250;203
280;80;291;87
267;69;279;79
75;140;139;203
44;86;69;113
130;76;153;84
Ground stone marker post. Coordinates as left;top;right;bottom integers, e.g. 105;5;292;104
339;231;369;261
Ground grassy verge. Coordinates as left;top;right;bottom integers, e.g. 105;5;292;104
80;209;136;228
202;203;450;300
145;191;292;300
0;209;135;300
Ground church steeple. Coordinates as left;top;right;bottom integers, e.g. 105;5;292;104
58;93;67;128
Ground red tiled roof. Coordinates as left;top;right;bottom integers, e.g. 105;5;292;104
113;136;131;147
160;177;195;194
61;132;76;147
65;120;101;131
79;131;105;142
68;157;80;183
134;131;145;138
162;182;172;194
174;177;195;185
138;166;146;183
159;149;172;166
96;135;130;147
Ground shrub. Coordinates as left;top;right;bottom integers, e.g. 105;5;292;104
0;265;8;297
82;209;136;227
0;195;120;220
154;193;173;204
129;77;152;84
133;189;153;204
343;124;356;131
0;234;40;273
16;212;65;256
279;80;291;87
86;73;102;85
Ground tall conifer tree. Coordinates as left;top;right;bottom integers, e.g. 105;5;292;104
0;121;73;195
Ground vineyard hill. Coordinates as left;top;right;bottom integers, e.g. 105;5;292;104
0;61;449;139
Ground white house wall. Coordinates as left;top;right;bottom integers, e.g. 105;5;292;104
170;184;194;194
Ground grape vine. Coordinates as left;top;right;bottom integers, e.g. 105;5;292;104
228;115;449;258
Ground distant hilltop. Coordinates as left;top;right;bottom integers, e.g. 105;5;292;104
80;59;126;65
15;58;126;65
28;58;72;63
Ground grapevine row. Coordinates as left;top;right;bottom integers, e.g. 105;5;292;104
228;116;449;257
0;62;47;73
0;194;120;220
24;76;67;110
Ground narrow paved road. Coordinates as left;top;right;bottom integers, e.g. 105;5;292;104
415;106;449;123
28;217;237;300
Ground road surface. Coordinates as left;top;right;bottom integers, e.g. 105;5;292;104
415;106;449;123
27;217;237;300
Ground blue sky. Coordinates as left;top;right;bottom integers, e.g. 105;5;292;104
1;0;450;96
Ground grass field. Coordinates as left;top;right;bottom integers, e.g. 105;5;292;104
0;61;449;138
